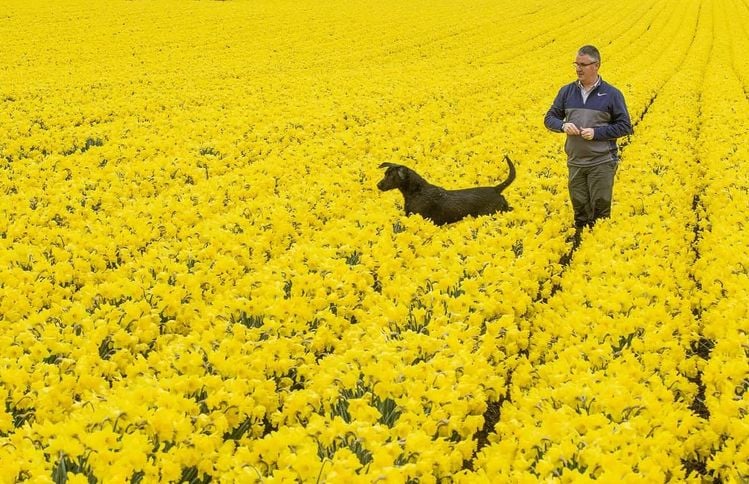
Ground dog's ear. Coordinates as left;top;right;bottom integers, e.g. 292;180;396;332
379;162;399;169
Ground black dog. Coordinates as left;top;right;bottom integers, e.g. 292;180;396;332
377;155;516;225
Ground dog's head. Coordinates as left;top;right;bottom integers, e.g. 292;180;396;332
377;162;408;191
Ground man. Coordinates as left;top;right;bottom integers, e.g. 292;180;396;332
544;45;632;237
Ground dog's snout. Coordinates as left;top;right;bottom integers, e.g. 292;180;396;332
377;175;393;191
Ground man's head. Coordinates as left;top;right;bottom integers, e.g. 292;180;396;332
574;45;600;86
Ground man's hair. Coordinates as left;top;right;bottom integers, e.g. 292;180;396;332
578;45;601;64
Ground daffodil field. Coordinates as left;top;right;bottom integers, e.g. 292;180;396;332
1;0;748;481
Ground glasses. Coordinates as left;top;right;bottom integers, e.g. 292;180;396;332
573;61;598;68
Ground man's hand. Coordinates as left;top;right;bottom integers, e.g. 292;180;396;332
580;128;595;140
562;122;581;135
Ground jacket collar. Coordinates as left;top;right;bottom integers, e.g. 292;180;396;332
577;76;602;91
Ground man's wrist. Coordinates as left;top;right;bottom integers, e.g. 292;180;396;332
561;122;567;133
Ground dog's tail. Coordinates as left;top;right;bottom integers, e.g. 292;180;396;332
495;154;516;193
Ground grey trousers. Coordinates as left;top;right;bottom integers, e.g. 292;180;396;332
568;161;618;228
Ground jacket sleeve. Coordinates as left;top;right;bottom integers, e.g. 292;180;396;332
594;90;633;140
544;87;567;133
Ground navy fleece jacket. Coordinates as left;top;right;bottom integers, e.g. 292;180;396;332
544;78;633;167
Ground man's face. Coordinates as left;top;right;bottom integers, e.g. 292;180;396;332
574;53;599;85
